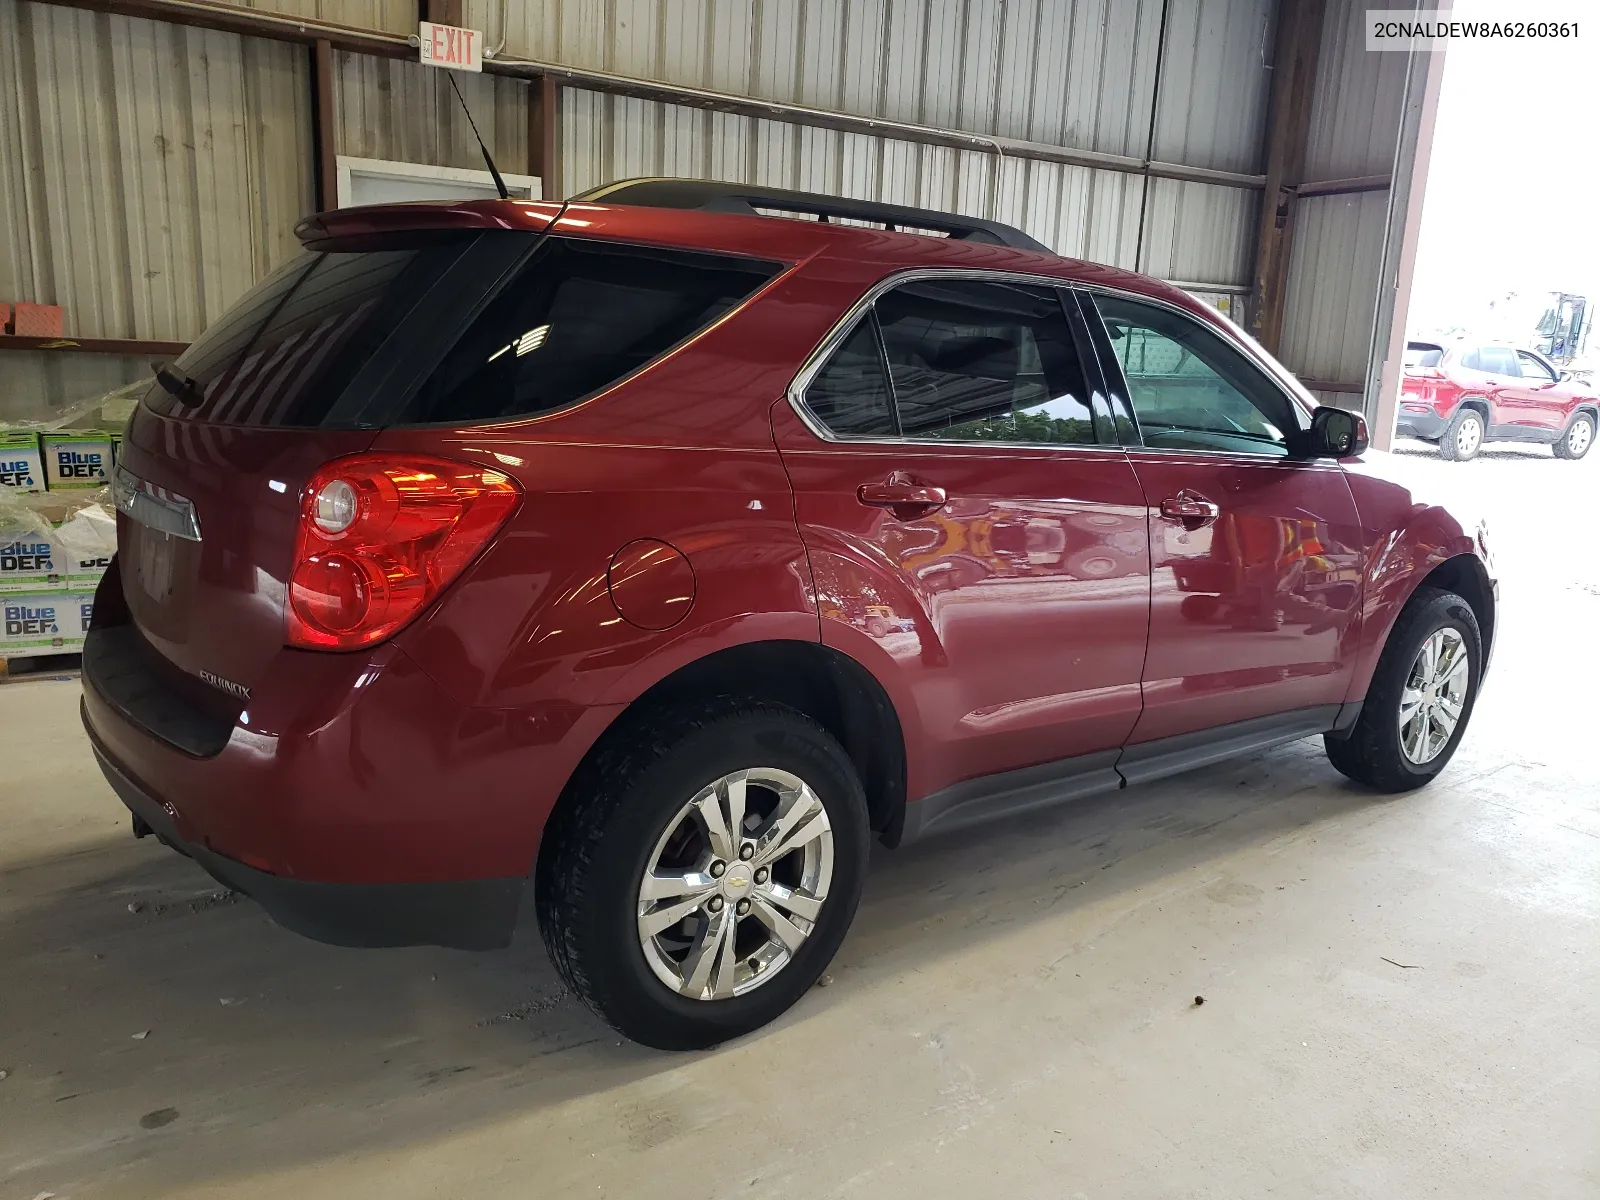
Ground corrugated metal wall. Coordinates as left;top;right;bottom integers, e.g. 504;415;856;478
563;88;1158;269
231;0;415;38
553;0;1270;287
333;52;531;174
1281;190;1390;385
1302;0;1409;180
1277;0;1409;388
1150;0;1273;173
0;1;313;415
559;93;1257;286
480;0;1271;176
476;0;1168;155
1;0;1409;415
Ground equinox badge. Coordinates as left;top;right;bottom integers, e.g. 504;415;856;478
200;669;250;701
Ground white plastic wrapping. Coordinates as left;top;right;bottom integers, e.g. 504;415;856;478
1;380;140;566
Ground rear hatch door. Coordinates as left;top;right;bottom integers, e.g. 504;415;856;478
116;230;537;704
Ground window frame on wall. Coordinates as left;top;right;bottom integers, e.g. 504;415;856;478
335;155;541;208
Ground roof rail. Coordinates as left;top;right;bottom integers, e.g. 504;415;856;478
572;178;1053;254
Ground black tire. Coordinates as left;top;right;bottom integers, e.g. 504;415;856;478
1552;411;1595;460
1324;586;1482;792
535;698;869;1050
1438;407;1485;461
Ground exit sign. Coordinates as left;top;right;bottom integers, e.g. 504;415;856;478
419;20;483;72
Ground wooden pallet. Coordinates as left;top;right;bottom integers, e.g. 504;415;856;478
0;650;82;679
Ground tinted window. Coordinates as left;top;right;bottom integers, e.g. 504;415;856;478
873;279;1097;445
1473;346;1519;375
803;319;897;437
1405;342;1444;368
1097;295;1297;457
404;240;781;424
1517;351;1556;383
147;241;462;426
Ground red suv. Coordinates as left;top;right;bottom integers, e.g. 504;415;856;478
84;181;1498;1049
1399;339;1598;460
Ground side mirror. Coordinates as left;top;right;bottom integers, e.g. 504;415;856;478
1294;405;1368;459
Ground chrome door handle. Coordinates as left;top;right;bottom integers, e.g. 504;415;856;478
1159;490;1220;529
858;471;948;521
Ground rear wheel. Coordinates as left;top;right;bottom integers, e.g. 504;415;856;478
535;698;869;1050
1553;412;1595;460
1438;408;1485;461
1324;587;1482;792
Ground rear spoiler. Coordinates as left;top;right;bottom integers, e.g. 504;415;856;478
294;200;565;248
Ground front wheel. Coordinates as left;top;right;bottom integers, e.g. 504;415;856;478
535;699;869;1050
1324;587;1482;792
1553;412;1595;460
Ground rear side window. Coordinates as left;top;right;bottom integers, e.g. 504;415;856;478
1469;346;1519;375
804;321;898;437
874;279;1098;444
799;278;1100;445
401;240;781;424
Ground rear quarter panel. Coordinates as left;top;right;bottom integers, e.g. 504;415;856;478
375;259;856;775
1553;381;1599;423
365;267;854;856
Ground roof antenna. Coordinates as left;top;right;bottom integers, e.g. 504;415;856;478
446;73;509;200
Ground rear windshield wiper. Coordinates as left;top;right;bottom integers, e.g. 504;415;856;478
152;360;201;404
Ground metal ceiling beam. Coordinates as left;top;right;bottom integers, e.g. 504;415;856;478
0;335;188;355
29;0;1268;194
1296;174;1391;198
1248;0;1327;354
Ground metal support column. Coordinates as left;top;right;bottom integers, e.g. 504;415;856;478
1248;0;1326;354
1363;40;1448;450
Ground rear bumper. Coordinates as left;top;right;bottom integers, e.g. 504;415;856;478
86;707;521;949
1395;407;1448;440
76;614;610;950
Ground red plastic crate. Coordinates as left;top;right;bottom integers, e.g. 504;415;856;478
11;303;63;337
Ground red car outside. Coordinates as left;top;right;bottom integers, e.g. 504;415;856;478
1399;339;1598;460
83;181;1498;1049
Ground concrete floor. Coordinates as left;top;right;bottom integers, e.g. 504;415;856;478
2;443;1597;1199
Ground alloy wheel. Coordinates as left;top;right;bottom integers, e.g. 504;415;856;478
637;768;833;1000
1398;628;1469;765
1456;417;1482;457
1568;418;1593;457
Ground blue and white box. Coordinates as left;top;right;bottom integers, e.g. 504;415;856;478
41;433;113;490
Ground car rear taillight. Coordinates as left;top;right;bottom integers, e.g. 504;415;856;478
287;454;520;650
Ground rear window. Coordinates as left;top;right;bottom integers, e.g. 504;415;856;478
147;238;466;426
399;240;780;424
145;235;781;428
1405;342;1444;368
